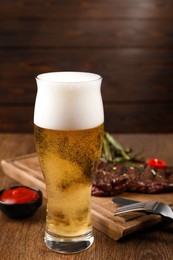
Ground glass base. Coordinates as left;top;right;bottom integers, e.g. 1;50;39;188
44;229;94;254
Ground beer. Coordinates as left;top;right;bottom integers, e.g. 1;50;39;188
34;124;103;236
34;71;104;253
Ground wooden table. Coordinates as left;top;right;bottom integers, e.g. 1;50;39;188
0;133;173;260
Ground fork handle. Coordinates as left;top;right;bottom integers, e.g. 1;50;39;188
114;207;146;215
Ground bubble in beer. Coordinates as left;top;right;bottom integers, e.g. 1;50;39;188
34;72;104;238
34;124;104;236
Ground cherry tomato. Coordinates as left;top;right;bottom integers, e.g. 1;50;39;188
147;158;166;169
0;187;39;204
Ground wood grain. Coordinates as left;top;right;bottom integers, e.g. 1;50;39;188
0;134;173;259
0;0;173;19
1;49;173;104
105;103;173;132
1;103;173;133
2;153;173;241
0;1;173;133
1;21;173;47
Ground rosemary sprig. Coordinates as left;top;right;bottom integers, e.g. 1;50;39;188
102;137;112;162
105;132;130;160
101;132;144;164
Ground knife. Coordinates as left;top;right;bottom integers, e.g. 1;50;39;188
112;197;139;206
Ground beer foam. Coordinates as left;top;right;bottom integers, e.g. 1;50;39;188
34;72;104;130
36;72;101;83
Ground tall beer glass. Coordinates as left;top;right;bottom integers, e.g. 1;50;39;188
34;72;104;254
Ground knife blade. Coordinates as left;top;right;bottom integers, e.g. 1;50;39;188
112;197;139;206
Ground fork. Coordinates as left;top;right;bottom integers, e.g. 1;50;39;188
114;201;173;220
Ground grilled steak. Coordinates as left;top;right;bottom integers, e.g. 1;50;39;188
91;161;173;196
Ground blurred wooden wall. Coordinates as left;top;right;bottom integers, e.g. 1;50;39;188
0;0;173;133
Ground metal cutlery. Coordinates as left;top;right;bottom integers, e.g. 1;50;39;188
114;201;173;220
112;197;138;206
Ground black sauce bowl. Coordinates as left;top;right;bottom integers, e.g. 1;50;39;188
0;186;42;219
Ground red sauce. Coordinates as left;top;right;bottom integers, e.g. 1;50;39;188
0;187;39;204
147;158;166;169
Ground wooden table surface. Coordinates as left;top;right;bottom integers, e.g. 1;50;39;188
0;133;173;260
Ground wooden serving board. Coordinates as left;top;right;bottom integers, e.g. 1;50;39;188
1;154;173;240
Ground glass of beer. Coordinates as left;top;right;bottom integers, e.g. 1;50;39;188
34;72;104;254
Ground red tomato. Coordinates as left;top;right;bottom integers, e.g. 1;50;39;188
147;158;166;169
0;187;39;204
